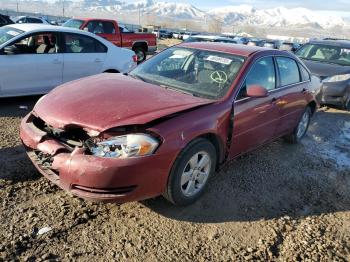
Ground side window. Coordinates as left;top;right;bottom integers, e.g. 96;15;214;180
299;64;310;81
102;22;115;34
27;18;43;23
276;57;300;86
237;57;275;99
64;33;107;53
7;32;58;54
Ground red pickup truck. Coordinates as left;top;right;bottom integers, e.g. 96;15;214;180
63;18;157;62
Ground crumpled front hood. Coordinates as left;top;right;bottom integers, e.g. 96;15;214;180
34;74;212;133
302;59;350;78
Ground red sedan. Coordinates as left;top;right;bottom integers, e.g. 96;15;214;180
20;42;318;205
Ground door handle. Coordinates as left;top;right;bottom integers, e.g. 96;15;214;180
94;58;102;63
271;97;288;107
302;88;307;93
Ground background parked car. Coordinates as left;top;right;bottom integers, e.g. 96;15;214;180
63;18;156;63
296;39;350;110
279;42;301;52
182;31;199;41
0;24;136;97
185;35;237;44
13;16;50;24
0;14;14;27
247;38;266;47
263;40;281;49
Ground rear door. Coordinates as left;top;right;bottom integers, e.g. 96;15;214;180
62;32;107;83
230;56;280;158
0;31;63;96
272;56;309;137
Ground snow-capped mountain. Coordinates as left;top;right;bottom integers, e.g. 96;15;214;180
74;0;207;20
4;0;348;29
209;5;346;29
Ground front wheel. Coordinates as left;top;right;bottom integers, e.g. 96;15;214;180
284;107;312;144
163;138;217;206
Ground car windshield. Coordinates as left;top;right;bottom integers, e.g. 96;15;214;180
0;27;23;45
296;43;350;66
63;19;84;29
129;47;245;99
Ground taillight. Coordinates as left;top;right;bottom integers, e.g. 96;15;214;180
132;55;138;63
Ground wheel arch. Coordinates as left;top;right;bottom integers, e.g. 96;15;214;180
132;41;148;52
103;69;120;73
196;133;225;170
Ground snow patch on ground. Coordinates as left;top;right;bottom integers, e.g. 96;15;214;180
304;120;350;170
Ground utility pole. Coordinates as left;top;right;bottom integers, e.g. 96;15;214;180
16;0;19;13
62;0;65;17
138;7;141;26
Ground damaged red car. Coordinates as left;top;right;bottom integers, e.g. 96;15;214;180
20;42;318;206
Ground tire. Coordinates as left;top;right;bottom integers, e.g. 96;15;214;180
284;107;312;144
163;138;217;206
344;97;350;111
133;47;146;63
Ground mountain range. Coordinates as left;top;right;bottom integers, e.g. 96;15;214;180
2;0;349;30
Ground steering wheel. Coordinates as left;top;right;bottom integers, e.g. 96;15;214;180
210;71;228;84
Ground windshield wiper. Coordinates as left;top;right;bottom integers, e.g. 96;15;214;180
126;73;147;82
160;84;198;97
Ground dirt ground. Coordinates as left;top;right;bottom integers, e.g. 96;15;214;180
0;94;350;262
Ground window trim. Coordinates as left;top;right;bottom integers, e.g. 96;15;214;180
234;55;311;102
275;55;303;88
62;32;108;54
234;55;277;101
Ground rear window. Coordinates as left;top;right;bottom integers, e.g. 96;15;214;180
84;21;116;34
63;19;84;29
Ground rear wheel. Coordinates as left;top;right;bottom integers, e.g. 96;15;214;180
133;47;146;63
163;138;216;206
284;107;312;144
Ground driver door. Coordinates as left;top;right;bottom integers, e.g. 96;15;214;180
229;56;280;158
0;32;63;97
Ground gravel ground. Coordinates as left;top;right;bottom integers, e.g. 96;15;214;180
0;95;350;261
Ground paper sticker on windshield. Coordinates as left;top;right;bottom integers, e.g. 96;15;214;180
205;56;232;65
7;30;20;36
169;54;186;59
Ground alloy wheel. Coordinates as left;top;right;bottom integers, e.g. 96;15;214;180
180;151;211;197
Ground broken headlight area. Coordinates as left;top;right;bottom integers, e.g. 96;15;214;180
85;134;159;158
32;116;89;150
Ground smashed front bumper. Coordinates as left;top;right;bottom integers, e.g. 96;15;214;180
20;113;172;203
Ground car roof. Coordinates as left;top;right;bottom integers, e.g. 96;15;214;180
308;39;350;48
179;42;272;57
73;17;115;22
5;23;85;34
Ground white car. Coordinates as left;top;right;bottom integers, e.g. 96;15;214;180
0;24;137;97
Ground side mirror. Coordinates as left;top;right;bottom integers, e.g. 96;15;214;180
3;45;20;55
246;85;268;98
